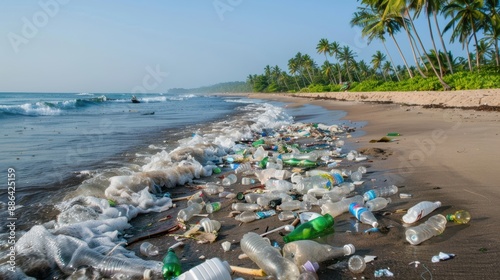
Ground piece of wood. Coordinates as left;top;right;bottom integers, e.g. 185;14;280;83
230;265;266;276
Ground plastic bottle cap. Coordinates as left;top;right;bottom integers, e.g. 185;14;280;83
344;244;356;255
284;225;295;231
372;222;379;228
143;269;151;280
435;201;442;207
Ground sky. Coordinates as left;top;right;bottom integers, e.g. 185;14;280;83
0;0;465;93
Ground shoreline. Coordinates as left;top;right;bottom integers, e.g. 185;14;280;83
241;92;500;278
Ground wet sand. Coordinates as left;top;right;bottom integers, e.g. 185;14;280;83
127;92;500;279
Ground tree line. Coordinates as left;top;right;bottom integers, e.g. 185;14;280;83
247;0;500;92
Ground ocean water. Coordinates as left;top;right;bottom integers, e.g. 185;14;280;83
0;92;356;279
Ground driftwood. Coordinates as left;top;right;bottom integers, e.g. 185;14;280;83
127;218;180;245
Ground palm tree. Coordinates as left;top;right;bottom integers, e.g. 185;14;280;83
382;61;393;79
338;46;357;83
317;38;337;84
302;54;315;84
321;61;336;84
443;0;489;71
357;60;373;80
287;57;301;89
483;0;500;66
329;41;344;83
372;50;387;80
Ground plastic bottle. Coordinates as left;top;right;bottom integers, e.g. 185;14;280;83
222;174;237;186
235;162;253;174
241;232;300;280
244;193;263;203
294;175;332;194
281;152;319;161
177;203;203;222
199;218;221;233
278;211;297;221
283;158;317;167
241;177;256;185
350;171;362;182
265;179;294;192
320;191;345;202
363;185;398;201
278;200;312;211
349;202;379;228
446;210;471;224
235;210;276;223
140;242;159;257
203;183;225;195
329;182;355;196
283;240;355;267
177;258;232;280
206;202;221;214
365;197;392;212
299;271;319;280
302;193;319;205
402;201;442;224
283;214;335;243
252;138;265;147
347;255;366;274
232;203;261;211
187;191;205;206
257;196;282;208
162;248;182;279
258;156;269;169
320;195;364;217
405;214;447;245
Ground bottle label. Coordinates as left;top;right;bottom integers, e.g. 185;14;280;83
256;210;276;219
365;190;376;200
349;203;367;220
333;173;344;184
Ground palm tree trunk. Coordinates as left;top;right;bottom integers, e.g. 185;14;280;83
345;62;353;83
495;40;500;67
390;33;412;78
401;12;427;78
433;10;454;74
382;41;400;81
465;38;473;72
407;8;451;90
470;20;481;71
426;11;444;77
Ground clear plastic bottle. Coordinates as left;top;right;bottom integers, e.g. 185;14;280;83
265;179;294;192
278;211;297;221
283;214;335;243
405;214;447;245
232;202;261;211
365;197;392;212
320;195;364;217
283;158;317;168
177;203;203;222
302;193;319;205
281;152;319;161
446;210;471;224
241;177;256;185
299;271;319;280
235;162;253;174
349;202;379;228
235;210;276;223
347;255;366;274
279;200;312;211
187;191;205;206
177;258;232;280
402;201;442;224
320;191;345;202
203;183;225;195
199;218;221;233
140;242;159;257
283;240;355;267
329;182;355;196
257;196;282;208
240;232;300;280
363;185;398;201
350;171;362;182
222;174;237;186
245;193;263;204
206;202;221;213
294;175;332;194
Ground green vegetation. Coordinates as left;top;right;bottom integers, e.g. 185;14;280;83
248;0;500;93
168;81;251;94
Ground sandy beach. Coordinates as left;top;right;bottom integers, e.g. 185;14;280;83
126;90;500;279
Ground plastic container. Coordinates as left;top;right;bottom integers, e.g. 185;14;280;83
350;171;362;182
187;191;205;206
257;196;282;208
320;195;364;218
222;174;237;186
199;218;221;233
320;190;345;202
203;183;225;195
283;213;335;243
281;152;320;161
241;177;256;185
206;202;221;214
163;248;182;279
241;232;300;280
178;203;203;222
265;179;294;192
405;214;447;245
348;255;366;274
235;210;276;223
446;210;471;224
402;201;442;224
349;202;379;228
235;162;253;174
329;182;355;196
232;203;261;212
294;175;332;194
244;193;263;204
299;271;319;280
283;240;355;267
279;200;312;211
177;258;232;280
363;185;398;201
278;211;297;221
365;197;392;212
140;242;159;257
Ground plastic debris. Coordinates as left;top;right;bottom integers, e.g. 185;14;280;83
431;252;456;263
374;268;394;277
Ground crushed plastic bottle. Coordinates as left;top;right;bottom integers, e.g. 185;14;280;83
405;214;447;245
140;242;159;257
177;203;203;222
283;240;355;267
446;210;471;224
402;201;441;224
241;232;300;280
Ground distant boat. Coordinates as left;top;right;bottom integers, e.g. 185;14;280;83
131;96;140;103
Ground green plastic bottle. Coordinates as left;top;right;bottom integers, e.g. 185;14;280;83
283;213;335;243
387;132;401;136
162;248;182;280
446;210;471;224
252;138;265;147
282;158;317;168
258;156;269;169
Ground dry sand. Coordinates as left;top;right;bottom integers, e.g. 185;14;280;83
128;90;500;279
